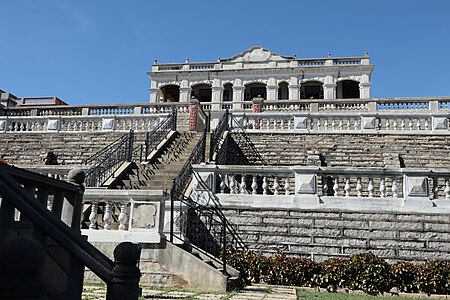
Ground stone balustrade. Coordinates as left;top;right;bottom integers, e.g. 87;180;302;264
81;189;165;243
193;165;450;211
230;109;450;134
0;113;169;133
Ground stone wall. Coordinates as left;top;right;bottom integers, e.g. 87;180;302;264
221;206;450;262
241;133;450;168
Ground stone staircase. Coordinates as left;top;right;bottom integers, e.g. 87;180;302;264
117;132;201;191
242;133;450;169
0;132;147;166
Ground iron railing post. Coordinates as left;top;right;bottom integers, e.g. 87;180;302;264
170;179;175;243
127;130;134;162
222;217;227;276
145;131;149;159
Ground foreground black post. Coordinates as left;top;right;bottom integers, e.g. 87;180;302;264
0;237;45;299
106;242;141;300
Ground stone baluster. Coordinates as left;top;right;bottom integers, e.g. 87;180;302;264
425;119;429;130
331;120;336;130
445;179;450;199
380;178;386;198
408;119;413;130
368;178;374;197
240;174;247;194
273;177;280;195
354;119;358;130
103;201;113;230
344;177;350;197
322;176;328;196
333;177;339;196
229;175;236;194
262;176;268;195
251;175;258;195
284;177;290;195
89;202;98;229
401;119;405;130
356;178;362;197
338;120;343;130
393;119;397;130
287;119;292;129
392;178;398;198
324;119;328;130
385;119;390;130
265;119;270;130
280;119;284;130
416;119;421;130
219;174;226;193
118;203;128;230
346;120;351;130
317;119;321;130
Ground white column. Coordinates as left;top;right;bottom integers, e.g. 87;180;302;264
288;77;300;100
323;75;336;100
359;74;371;98
232;79;244;110
211;79;223;111
179;80;191;102
266;78;277;101
150;81;159;103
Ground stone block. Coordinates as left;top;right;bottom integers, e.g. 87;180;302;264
361;116;376;129
432;116;448;130
102;118;115;130
130;202;157;229
405;176;428;197
293;116;308;129
47;119;60;131
295;174;317;194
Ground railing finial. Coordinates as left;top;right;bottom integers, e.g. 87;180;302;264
68;168;86;185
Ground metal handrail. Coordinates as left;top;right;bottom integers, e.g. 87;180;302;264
209;110;228;162
145;110;177;158
84;130;134;187
228;116;267;165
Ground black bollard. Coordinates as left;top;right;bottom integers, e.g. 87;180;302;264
106;242;141;300
0;237;45;299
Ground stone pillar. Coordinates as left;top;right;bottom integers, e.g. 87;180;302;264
232;79;244;110
189;99;199;131
266;78;277;100
252;97;263;113
211;79;223;111
359;74;371;99
149;81;159;103
288;77;300;100
323;75;336;100
179;80;191;102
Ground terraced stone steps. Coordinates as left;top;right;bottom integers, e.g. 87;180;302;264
242;133;450;168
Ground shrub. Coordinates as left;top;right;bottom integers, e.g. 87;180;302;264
390;261;418;293
345;252;391;294
316;258;350;292
225;248;269;283
414;260;450;295
264;251;319;286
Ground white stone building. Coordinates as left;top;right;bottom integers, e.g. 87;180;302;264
148;46;373;106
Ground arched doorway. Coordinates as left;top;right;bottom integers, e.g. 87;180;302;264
337;80;360;99
278;82;289;100
244;83;267;101
160;85;180;102
223;83;233;101
191;84;212;102
300;81;323;99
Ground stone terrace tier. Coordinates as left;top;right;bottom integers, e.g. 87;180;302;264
242;133;450;169
0;132;146;166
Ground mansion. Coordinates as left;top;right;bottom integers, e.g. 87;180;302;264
149;46;373;105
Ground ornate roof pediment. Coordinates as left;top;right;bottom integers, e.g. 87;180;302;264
221;46;295;63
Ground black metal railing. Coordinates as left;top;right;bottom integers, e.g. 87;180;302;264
169;172;247;276
209;110;229;162
145;109;177;159
0;164;141;299
84;130;134;187
228;115;267;165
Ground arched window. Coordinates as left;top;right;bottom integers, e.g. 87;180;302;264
244;83;267;101
337;80;360;99
223;83;233;101
300;81;323;99
160;85;180;102
191;84;212;102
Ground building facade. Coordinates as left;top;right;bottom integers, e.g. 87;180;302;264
148;46;374;105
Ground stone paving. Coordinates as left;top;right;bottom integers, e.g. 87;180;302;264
82;283;297;300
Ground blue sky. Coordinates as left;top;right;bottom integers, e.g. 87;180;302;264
1;0;449;105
